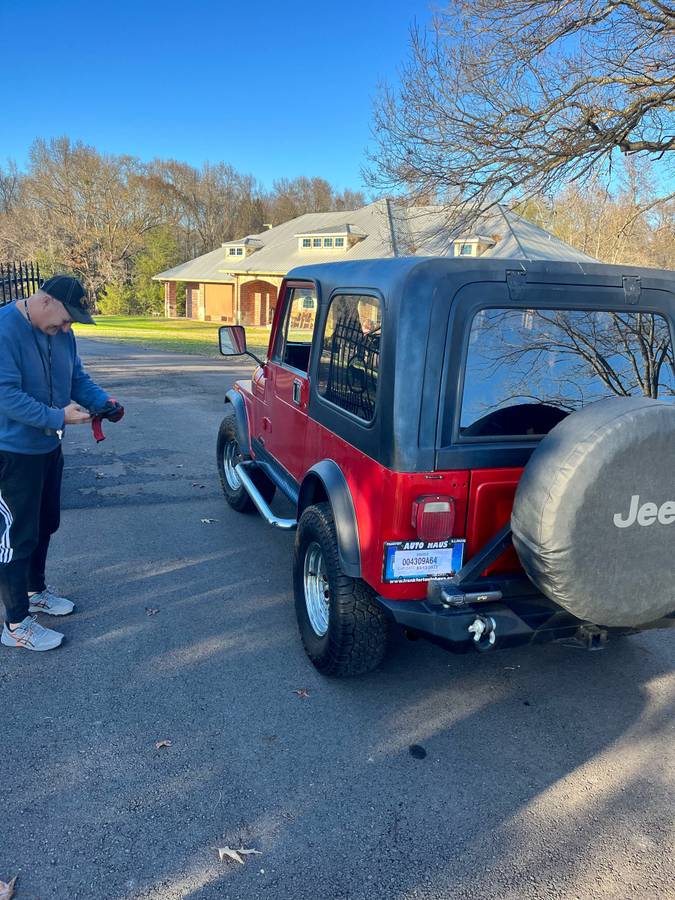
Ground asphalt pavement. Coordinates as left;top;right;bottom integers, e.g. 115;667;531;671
1;337;674;900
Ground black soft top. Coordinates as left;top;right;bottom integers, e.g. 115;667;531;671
286;257;675;472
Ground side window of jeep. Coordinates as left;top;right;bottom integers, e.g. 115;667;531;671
274;286;318;372
317;294;382;422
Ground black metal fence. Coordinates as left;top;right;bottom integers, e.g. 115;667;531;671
0;261;42;306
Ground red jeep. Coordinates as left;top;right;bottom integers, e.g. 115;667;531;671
217;258;675;676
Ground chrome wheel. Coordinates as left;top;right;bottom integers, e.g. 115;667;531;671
223;440;242;490
303;541;330;637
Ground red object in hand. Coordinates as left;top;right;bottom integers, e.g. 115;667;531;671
91;398;124;443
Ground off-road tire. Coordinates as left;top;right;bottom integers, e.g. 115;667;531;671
216;413;275;513
293;502;389;676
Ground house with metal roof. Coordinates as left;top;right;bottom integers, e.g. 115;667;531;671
153;199;595;325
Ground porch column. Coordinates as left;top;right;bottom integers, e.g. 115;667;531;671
164;282;177;317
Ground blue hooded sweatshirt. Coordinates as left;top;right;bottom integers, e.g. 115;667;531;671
0;301;108;454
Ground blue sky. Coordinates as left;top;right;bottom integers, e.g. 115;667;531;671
1;0;431;193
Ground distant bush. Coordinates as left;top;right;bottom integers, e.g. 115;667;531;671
98;283;136;315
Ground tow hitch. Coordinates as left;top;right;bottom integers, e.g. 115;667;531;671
561;623;608;650
468;615;497;649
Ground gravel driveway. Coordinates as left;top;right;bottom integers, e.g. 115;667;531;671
1;339;673;900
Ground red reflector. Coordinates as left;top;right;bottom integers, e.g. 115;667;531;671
412;495;456;541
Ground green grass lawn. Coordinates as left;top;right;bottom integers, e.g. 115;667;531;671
74;316;271;357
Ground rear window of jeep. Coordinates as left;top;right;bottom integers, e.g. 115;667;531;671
460;308;675;438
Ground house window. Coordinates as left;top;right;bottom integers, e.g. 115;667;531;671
324;238;333;248
228;248;237;256
459;243;474;256
335;238;344;248
236;248;243;256
313;238;322;248
302;238;311;248
318;294;383;422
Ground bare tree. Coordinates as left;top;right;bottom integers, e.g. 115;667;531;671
515;158;675;266
368;1;675;222
0;138;169;295
268;177;365;224
156;160;266;256
0;162;21;216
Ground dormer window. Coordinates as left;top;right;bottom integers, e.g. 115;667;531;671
453;233;497;258
296;225;366;252
221;236;263;258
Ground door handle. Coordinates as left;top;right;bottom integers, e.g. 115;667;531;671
292;379;302;405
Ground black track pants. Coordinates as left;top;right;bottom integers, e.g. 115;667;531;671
0;447;64;623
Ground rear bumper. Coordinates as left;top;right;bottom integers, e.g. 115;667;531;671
377;578;675;653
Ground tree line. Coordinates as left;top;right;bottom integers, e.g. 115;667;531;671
0;137;365;314
515;159;674;270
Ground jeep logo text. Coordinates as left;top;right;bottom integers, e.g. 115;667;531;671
613;494;675;528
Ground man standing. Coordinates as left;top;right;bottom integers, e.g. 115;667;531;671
0;275;123;651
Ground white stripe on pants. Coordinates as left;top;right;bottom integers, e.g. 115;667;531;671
0;489;14;563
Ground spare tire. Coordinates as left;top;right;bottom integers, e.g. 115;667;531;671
511;397;675;627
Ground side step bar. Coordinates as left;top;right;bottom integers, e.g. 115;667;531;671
235;462;297;530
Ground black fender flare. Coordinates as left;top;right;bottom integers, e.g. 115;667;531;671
224;389;251;459
298;460;361;578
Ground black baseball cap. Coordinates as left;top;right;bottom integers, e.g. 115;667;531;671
41;275;96;325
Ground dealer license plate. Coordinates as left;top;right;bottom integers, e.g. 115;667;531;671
383;539;466;583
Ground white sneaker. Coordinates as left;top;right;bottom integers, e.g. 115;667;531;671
2;616;63;651
28;588;75;616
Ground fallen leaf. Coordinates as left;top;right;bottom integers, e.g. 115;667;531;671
292;688;310;699
192;483;206;488
145;607;160;616
217;847;262;865
0;876;17;900
95;472;105;479
201;518;218;524
155;739;172;750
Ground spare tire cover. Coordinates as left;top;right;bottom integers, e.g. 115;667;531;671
511;397;675;627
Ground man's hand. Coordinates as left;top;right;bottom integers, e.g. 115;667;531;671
63;402;92;425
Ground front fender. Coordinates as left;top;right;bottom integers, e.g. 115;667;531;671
299;460;361;578
224;389;252;459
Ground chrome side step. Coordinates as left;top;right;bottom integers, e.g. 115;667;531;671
235;462;297;530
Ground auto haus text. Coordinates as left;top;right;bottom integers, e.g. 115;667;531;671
399;540;453;550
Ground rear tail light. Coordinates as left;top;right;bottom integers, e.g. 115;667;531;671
412;495;456;541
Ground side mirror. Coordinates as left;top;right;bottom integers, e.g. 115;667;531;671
219;325;247;356
218;324;265;366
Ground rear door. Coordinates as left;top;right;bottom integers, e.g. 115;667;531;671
437;279;675;564
265;282;318;482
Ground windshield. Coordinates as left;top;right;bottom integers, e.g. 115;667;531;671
460;308;675;438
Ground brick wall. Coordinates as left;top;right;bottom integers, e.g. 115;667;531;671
239;280;278;326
